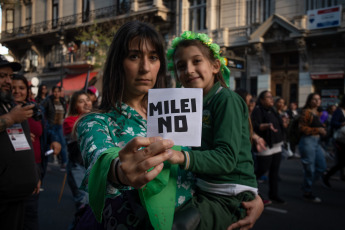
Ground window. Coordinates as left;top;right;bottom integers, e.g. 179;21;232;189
246;0;273;25
276;83;282;97
250;77;258;96
189;0;207;32
290;83;298;104
52;0;59;28
82;0;90;22
305;0;338;11
235;78;241;90
6;9;14;33
117;0;131;15
26;3;32;25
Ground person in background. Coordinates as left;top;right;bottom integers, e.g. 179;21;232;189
63;91;92;230
323;97;345;188
0;55;38;230
12;74;61;229
86;85;99;109
298;93;327;203
251;90;286;204
286;102;301;157
35;84;48;104
235;89;266;155
274;97;291;158
41;86;68;171
286;102;299;119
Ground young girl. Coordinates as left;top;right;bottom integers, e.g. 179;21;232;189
166;32;258;229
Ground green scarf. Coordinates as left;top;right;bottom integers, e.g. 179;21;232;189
88;146;180;230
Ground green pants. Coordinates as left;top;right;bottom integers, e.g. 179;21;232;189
175;188;255;230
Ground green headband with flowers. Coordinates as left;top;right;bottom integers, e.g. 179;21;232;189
167;31;230;87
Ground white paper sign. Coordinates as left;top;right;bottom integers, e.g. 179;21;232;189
147;88;203;146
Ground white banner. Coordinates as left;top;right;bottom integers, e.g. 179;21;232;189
307;5;342;30
147;88;203;146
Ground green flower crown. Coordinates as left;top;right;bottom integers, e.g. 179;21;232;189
167;31;230;87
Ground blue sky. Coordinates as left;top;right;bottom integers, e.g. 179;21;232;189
0;6;9;54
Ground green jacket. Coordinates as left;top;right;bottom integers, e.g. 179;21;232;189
185;82;257;188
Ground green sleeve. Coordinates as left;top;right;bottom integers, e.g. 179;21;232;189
89;147;121;222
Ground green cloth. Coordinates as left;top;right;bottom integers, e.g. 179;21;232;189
88;145;181;229
88;146;121;222
139;145;181;230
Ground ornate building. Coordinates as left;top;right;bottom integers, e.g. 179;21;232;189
1;0;345;106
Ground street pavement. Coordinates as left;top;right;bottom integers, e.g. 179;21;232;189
38;156;345;230
254;156;345;230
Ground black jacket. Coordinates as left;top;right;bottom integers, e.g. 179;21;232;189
41;95;67;125
251;104;285;149
0;101;38;204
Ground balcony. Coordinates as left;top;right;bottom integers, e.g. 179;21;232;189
0;5;122;42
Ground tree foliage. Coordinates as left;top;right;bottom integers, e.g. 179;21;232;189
75;22;117;69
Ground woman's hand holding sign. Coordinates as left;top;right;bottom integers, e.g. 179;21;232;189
115;136;175;189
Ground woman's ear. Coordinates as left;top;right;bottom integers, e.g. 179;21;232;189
212;59;221;75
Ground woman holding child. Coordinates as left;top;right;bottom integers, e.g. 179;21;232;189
75;21;263;230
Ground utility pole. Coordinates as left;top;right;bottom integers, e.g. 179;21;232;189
59;26;64;87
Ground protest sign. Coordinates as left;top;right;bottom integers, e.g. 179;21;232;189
147;88;202;146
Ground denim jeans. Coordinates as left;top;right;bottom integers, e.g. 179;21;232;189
49;124;68;165
299;135;327;193
67;161;88;209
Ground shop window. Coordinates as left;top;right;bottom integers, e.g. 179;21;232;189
246;0;273;25
189;0;207;32
6;9;14;33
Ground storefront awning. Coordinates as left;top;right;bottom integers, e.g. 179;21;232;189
57;72;98;92
310;71;344;80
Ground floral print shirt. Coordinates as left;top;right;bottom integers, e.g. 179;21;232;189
76;103;195;207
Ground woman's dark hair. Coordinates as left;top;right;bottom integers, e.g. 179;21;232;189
67;91;89;116
100;21;167;111
37;84;48;99
256;90;269;106
303;93;319;109
173;39;227;88
12;74;29;101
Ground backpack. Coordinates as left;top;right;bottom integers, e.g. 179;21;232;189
288;115;301;146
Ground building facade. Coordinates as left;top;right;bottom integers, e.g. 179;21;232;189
1;0;345;107
0;0;175;94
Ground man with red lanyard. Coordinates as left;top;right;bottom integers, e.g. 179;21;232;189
0;55;38;230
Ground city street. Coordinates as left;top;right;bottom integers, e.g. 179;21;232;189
39;156;345;230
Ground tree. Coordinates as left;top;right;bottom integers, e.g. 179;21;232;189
76;22;118;70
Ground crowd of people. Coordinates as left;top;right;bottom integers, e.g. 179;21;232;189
1;20;344;230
